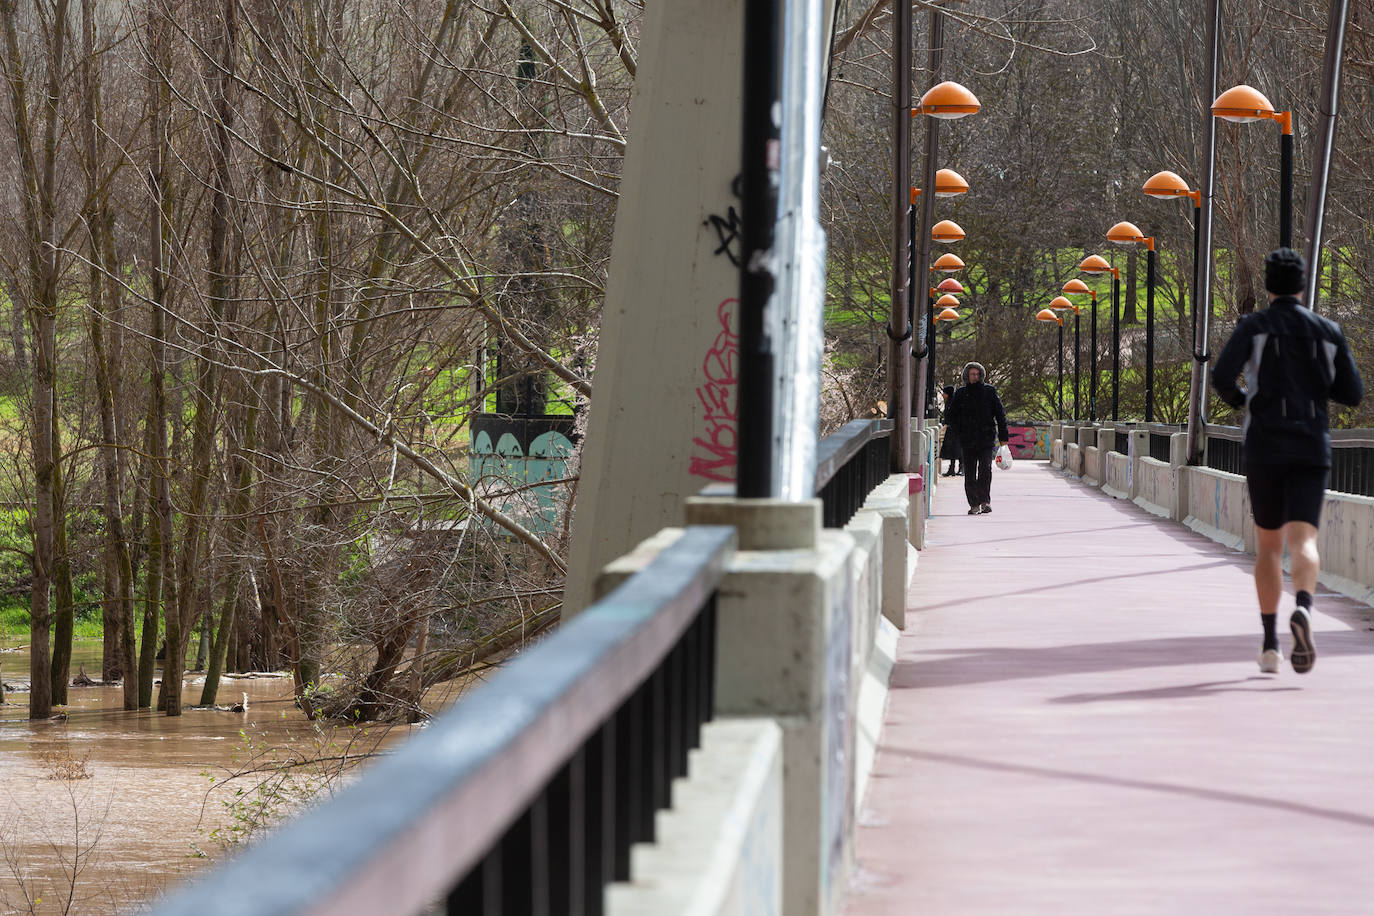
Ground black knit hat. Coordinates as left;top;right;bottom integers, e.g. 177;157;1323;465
1264;247;1306;296
942;384;955;397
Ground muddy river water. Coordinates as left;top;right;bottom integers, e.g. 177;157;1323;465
0;641;431;915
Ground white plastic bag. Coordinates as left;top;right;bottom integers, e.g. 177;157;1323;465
995;444;1014;470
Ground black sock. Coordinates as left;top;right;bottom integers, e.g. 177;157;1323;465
1296;590;1313;611
1261;613;1279;652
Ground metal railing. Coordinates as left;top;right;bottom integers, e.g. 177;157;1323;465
1147;425;1178;463
151;526;737;916
1205;426;1374;497
815;419;894;528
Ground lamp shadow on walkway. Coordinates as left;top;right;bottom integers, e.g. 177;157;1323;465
890;747;1374;831
892;630;1374;690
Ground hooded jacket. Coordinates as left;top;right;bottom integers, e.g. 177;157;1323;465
946;362;1010;450
1212;295;1363;467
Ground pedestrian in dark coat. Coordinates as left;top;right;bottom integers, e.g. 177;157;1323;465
939;384;962;476
944;362;1010;514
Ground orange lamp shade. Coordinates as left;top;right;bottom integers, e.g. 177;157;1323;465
1212;84;1275;123
1062;278;1092;295
936;307;961;322
1050;295;1076;311
936;294;961;308
1079;254;1113;275
932;253;966;272
1143;170;1192;198
1036;308;1062;324
934;168;969;196
937;277;964;293
917;81;981;119
931;219;965;243
1107;220;1147;247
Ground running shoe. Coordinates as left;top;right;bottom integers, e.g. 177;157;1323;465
1257;648;1282;674
980;503;991;514
1289;606;1316;674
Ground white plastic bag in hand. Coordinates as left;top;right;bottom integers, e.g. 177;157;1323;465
995;444;1013;470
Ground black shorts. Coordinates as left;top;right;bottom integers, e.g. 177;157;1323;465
1245;462;1329;530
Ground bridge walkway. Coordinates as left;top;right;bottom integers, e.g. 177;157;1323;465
844;462;1374;914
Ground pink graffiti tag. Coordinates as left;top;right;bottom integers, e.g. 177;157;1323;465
690;299;739;482
1007;426;1046;460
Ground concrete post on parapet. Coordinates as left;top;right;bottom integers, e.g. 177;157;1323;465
1096;427;1114;489
909;428;930;549
1169;432;1191;522
677;497;855;916
1129;429;1149;500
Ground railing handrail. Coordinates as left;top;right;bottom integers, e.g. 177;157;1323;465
1203;424;1374;447
151;525;738;916
814;418;893;491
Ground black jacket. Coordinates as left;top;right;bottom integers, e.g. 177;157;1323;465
946;382;1010;451
1212;296;1363;467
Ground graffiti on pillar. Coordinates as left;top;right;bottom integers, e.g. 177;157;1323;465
1007;425;1049;460
704;206;744;267
690;298;739;482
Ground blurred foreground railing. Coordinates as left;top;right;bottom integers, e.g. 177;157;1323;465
151;526;736;916
814;419;894;528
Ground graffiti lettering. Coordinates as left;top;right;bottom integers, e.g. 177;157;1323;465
704;206;744;267
1007;425;1048;460
690;299;740;482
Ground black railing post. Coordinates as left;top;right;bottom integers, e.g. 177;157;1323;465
737;0;781;497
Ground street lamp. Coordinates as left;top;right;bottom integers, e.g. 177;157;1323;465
910;81;981;434
936;307;961;322
932;253;965;273
936;277;964;294
908;172;971;416
1050;294;1080;421
1143;171;1203;386
1107;220;1158;422
1036;308;1064;419
1079;254;1121;420
1061;279;1096;420
931;219;965;243
1212;85;1294;247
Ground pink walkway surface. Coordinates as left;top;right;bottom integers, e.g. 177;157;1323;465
843;463;1374;915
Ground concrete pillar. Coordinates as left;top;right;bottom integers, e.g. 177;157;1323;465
909;429;930;549
678;497;855;916
565;0;837;617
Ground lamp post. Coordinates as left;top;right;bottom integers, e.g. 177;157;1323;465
1143;171;1202;354
1107;221;1158;422
909;171;971;417
1061;279;1096;420
917;218;966;417
1050;295;1080;421
1036;308;1064;419
1079;254;1121;421
911;80;980;438
1212;85;1294;248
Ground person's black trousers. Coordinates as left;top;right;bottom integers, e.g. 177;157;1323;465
963;445;995;507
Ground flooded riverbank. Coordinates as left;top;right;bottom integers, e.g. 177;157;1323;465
0;641;432;915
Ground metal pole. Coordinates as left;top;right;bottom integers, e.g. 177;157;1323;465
1305;0;1351;310
1191;200;1200;363
1280;128;1294;249
1185;0;1221;465
1090;294;1098;421
912;9;944;438
1145;243;1156;422
1111;272;1120;422
737;0;781;497
886;0;913;471
1057;322;1064;419
771;0;829;500
1073;309;1080;422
